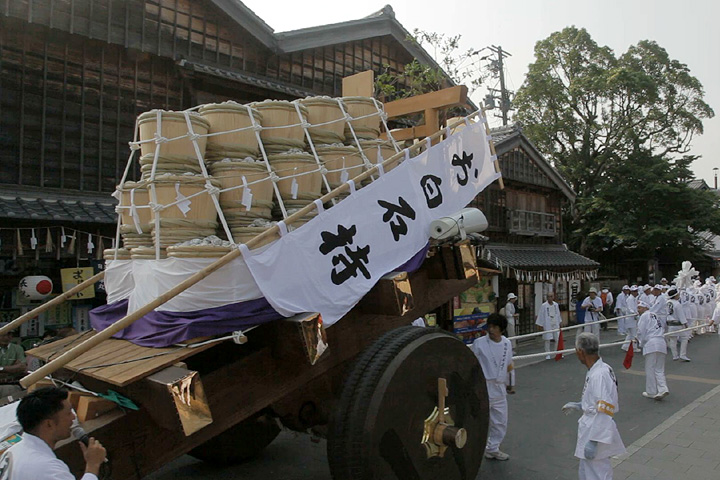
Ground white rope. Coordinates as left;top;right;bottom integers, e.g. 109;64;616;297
511;322;714;362
245;104;288;219
508;313;636;341
513;340;628;361
175;325;258;348
293;100;335;207
181;110;235;245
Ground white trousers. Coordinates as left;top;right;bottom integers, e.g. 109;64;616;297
578;458;612;480
543;327;560;353
486;395;508;453
621;326;637;351
667;326;689;359
616;315;626;334
507;322;517;349
644;352;668;396
584;320;600;336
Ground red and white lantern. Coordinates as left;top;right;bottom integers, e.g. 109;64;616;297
19;275;53;300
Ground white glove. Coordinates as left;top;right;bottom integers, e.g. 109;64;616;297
562;402;582;415
584;440;598;460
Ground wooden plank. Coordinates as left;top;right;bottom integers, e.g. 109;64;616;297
383;85;468;118
342;70;374;97
28;334;219;387
76;396;118;422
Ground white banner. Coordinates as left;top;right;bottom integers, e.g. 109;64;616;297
242;121;501;326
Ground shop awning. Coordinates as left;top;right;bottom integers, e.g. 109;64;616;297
480;243;599;283
0;192;117;224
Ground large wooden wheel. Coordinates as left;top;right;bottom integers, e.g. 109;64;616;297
188;414;280;465
328;326;489;480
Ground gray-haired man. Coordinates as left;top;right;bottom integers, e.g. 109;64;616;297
562;333;625;480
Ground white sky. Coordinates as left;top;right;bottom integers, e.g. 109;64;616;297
243;0;720;186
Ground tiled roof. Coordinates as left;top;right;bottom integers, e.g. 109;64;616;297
0;193;117;224
489;125;521;144
481;243;599;269
179;60;315;98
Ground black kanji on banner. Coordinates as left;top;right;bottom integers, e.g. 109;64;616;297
377;196;417;242
420;174;443;208
451;151;478;186
319;225;371;285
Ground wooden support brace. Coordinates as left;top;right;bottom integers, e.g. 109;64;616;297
76;396;118;422
358;271;414;316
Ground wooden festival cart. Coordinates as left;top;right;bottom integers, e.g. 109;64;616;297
5;80;502;480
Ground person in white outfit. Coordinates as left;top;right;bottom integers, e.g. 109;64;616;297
639;285;652;306
536;292;562;360
636;300;669;400
471;313;513;461
582;288;604;336
666;287;691;361
614;286;630;336
562;333;626;480
504;293;519;350
1;387;107;480
624;286;639;348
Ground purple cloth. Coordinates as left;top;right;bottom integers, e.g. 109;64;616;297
90;245;429;347
90;298;283;347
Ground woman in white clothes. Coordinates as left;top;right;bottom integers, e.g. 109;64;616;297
504;293;519;350
636;300;669;400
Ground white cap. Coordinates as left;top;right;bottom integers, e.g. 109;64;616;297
652;284;661;290
507;293;517;300
622;285;630;290
588;287;598;294
637;300;649;309
667;287;679;298
644;285;652;291
630;285;639;291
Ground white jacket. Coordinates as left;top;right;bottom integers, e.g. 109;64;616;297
575;359;626;460
1;433;97;480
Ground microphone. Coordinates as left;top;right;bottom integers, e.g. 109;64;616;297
71;425;108;463
70;424;89;446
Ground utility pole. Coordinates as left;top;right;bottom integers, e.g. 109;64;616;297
483;45;513;126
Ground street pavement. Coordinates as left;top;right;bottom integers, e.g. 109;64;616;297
146;329;720;480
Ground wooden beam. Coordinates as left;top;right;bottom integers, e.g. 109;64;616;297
383;85;468;118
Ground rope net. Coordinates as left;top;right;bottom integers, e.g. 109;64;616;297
110;96;425;260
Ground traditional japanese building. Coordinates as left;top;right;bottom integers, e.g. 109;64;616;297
0;0;454;336
468;125;599;334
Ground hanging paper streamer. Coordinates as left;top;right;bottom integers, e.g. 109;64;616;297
291;169;299;199
61;227;67;247
174;182;192;217
30;228;38;250
87;234;95;254
241;176;253;211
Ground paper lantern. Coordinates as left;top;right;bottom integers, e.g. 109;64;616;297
19;275;53;300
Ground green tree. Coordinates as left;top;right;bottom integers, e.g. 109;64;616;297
375;29;486;100
578;150;720;262
514;27;715;255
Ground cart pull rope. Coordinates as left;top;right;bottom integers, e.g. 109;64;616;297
511;321;713;362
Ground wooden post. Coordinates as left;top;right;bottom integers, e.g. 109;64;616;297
19;113;502;388
0;272;105;336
